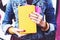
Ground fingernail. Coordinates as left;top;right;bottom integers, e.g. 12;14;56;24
23;30;26;32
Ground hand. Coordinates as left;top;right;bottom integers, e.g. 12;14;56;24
29;12;43;25
29;12;49;30
8;27;26;37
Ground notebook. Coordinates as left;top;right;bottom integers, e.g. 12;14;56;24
18;5;37;35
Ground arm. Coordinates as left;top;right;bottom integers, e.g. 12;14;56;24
30;0;56;33
2;0;14;34
2;0;25;36
44;0;56;34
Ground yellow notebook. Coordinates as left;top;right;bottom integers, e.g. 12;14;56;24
18;5;37;34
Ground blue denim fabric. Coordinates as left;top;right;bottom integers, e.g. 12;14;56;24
2;0;56;40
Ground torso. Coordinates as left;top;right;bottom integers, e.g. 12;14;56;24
10;0;49;40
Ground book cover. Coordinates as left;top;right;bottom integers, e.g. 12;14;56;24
18;5;37;34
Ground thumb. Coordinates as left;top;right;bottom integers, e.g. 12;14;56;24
14;28;25;32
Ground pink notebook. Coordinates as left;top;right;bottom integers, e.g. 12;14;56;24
35;6;42;14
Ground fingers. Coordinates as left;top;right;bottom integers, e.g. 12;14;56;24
14;28;25;32
29;12;46;27
13;30;21;37
12;28;25;37
29;12;43;24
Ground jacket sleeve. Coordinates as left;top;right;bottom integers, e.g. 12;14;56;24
44;0;56;34
2;0;14;35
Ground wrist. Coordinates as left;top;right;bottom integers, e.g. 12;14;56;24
8;26;14;34
41;22;50;31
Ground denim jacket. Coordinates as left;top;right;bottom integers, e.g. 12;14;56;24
2;0;56;40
